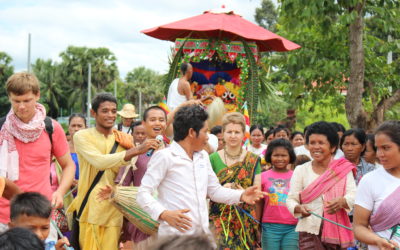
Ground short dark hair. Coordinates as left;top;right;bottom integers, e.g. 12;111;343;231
306;121;339;152
250;124;264;134
294;154;311;167
264;127;274;140
210;125;222;135
265;138;296;164
340;128;367;155
150;233;214;250
143;106;167;121
290;131;304;141
375;120;400;147
180;62;191;75
366;133;376;152
132;120;142;128
0;227;44;250
330;122;346;133
10;192;52;221
91;92;117;113
273;125;290;137
173;105;208;142
69;113;87;126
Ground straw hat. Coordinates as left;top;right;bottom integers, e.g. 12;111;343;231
117;104;139;118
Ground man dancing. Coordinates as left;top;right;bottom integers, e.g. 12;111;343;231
137;104;265;237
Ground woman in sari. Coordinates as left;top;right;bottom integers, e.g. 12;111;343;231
209;112;261;250
286;121;357;249
354;121;400;250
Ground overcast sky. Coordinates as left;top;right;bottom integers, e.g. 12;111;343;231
0;0;266;78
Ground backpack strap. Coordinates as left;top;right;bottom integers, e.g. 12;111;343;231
127;125;133;134
76;141;119;219
0;116;6;129
44;116;54;145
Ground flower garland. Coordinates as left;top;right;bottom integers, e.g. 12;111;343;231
175;38;255;108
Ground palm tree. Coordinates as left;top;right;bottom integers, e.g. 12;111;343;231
32;59;64;118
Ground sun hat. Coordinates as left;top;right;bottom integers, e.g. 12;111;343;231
117;104;139;118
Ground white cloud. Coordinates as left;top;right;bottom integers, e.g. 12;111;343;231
0;0;263;77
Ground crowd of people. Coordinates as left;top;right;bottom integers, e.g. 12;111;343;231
0;71;399;250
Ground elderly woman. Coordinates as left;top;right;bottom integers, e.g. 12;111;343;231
286;121;356;249
354;121;400;250
340;128;375;185
209;112;261;250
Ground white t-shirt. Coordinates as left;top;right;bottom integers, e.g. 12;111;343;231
355;167;400;249
247;144;267;157
113;124;132;134
334;149;344;159
294;145;312;159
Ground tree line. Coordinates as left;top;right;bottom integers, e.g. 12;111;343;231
255;0;400;131
1;0;399;130
0;47;164;118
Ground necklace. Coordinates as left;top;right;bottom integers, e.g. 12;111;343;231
224;147;243;164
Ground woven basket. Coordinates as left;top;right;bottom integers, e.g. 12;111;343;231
111;186;159;235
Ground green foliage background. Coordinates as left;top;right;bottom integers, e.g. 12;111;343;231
1;0;399;130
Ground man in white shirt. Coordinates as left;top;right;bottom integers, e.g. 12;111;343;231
137;104;264;236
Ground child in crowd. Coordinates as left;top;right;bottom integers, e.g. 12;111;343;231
0;227;44;250
257;138;298;250
131;121;147;145
273;126;291;140
8;192;70;250
293;154;311;169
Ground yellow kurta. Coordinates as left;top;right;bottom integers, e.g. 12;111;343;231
68;128;130;250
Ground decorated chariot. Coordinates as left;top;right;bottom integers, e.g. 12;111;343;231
142;7;300;122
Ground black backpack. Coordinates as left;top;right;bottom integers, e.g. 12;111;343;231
0;116;54;145
117;122;133;134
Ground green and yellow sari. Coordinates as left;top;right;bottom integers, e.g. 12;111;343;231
209;151;261;250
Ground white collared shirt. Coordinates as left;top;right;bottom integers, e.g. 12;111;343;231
137;141;243;236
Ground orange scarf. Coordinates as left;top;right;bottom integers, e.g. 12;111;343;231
112;129;134;149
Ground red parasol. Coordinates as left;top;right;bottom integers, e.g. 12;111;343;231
142;8;300;52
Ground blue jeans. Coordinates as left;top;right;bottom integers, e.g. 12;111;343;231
262;222;299;250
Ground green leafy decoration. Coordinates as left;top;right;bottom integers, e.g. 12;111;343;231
163;36;192;95
241;39;260;124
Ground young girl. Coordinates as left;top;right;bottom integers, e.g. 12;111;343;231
248;124;267;157
257;138;298;250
